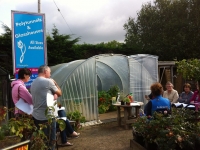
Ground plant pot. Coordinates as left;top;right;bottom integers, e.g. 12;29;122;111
132;131;145;147
145;141;158;150
126;102;130;105
121;101;125;105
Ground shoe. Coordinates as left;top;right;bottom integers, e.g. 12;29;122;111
70;132;80;137
61;142;73;146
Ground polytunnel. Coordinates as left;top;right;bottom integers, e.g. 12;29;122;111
50;54;158;123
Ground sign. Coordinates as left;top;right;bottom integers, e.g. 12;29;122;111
14;144;29;150
2;140;30;150
11;11;47;86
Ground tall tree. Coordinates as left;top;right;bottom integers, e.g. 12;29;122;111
0;24;13;74
47;26;80;66
124;0;200;60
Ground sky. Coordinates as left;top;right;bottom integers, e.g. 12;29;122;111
0;0;152;44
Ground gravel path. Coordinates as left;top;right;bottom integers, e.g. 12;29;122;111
58;121;133;150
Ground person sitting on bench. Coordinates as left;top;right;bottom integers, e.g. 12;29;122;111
57;108;80;146
177;83;193;104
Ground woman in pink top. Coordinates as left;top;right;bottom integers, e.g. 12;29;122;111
190;82;200;111
11;68;33;116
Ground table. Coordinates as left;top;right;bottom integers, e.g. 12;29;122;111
113;102;144;129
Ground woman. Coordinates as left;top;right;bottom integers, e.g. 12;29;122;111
177;83;193;104
190;82;200;111
11;68;33;116
163;81;179;104
146;82;171;116
57;108;80;146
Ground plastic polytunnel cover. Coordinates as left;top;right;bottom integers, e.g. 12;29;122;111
50;54;158;122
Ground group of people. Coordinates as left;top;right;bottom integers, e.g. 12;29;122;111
11;65;79;149
144;81;200;116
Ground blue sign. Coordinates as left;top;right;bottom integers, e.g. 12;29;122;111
12;11;46;73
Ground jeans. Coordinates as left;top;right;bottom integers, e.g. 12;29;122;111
33;117;56;150
57;119;74;144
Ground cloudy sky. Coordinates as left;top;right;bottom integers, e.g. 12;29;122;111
0;0;152;44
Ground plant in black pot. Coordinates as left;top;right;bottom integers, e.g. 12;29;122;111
124;97;131;105
119;92;128;105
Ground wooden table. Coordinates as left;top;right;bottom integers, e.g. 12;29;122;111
113;102;144;129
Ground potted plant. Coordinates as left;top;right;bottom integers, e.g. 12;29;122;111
0;106;21;148
67;110;86;130
0;106;66;149
124;97;131;105
119;93;126;105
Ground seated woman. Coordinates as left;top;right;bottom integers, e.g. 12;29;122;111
163;81;179;104
177;83;194;104
57;108;80;146
190;82;200;111
146;82;171;116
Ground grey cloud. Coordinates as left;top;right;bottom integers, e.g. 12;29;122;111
14;0;150;44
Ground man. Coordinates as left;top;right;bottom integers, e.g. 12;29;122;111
30;65;62;150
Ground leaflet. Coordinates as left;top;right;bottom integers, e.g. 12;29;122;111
15;98;33;115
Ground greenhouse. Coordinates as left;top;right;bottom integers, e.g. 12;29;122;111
50;54;158;123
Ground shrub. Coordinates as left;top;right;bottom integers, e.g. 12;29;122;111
132;107;200;150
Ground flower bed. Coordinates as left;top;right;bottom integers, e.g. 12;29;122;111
132;107;200;150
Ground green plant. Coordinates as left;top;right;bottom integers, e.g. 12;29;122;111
0;106;8;140
132;108;200;150
98;105;108;114
67;110;86;130
67;110;86;123
176;59;200;81
108;85;120;97
108;105;117;111
98;91;111;113
0;105;66;149
123;97;131;103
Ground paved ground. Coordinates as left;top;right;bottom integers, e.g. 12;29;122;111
58;111;134;150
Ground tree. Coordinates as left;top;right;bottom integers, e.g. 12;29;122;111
0;24;13;74
124;0;200;60
176;58;200;82
47;26;80;66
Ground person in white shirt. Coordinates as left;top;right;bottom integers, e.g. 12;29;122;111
163;81;179;104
